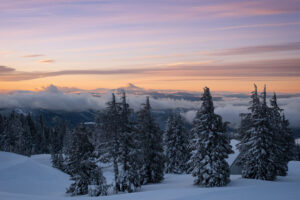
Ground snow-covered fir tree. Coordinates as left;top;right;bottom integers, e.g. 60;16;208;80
51;150;65;171
164;112;190;174
26;114;38;154
237;85;280;181
269;93;288;176
280;114;295;170
88;167;109;196
100;93;122;192
65;124;108;196
189;87;233;187
50;123;66;171
18;114;33;156
137;97;165;184
118;92;143;192
295;143;300;161
37;115;51;154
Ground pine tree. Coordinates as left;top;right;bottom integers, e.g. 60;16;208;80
0;115;4;149
118;92;142;192
237;85;279;180
101;93;122;192
295;143;300;161
19;114;33;156
269;93;287;176
137;97;164;184
189;87;232;187
88;167;109;196
281;114;295;169
65;124;108;196
164;112;190;174
26;114;38;154
51;150;65;171
0;112;23;154
50;123;66;154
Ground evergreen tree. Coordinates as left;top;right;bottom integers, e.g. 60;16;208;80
164;112;190;174
65;124;108;196
189;87;233;187
295;143;300;161
101;93;122;192
50;123;66;154
281;114;295;169
51;150;65;171
50;123;67;171
19;114;33;156
0;112;23;153
269;93;287;176
26;114;38;154
137;97;164;184
237;85;279;180
0;114;5;139
118;92;142;192
88;167;109;196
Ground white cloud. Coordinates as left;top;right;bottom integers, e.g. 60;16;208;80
0;85;299;128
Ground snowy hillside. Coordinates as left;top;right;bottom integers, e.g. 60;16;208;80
1;151;300;200
0;152;70;197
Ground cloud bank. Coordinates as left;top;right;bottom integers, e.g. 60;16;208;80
1;58;300;82
0;85;200;112
0;85;299;128
207;42;300;56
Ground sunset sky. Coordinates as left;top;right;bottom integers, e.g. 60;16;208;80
1;0;300;92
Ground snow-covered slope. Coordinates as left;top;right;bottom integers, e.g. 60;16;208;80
0;152;70;197
1;151;300;200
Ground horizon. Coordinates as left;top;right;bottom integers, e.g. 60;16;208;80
1;0;300;92
1;82;300;94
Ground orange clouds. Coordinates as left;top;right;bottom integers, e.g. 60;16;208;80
23;54;44;58
1;58;299;82
39;59;55;63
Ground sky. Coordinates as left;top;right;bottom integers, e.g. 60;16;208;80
1;0;300;93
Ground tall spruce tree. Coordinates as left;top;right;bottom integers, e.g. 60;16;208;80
237;85;279;180
118;92;142;192
269;93;288;176
281;114;295;170
65;124;108;196
189;87;232;187
137;97;164;184
26;114;38;154
101;93;122;192
164;112;190;174
19;114;33;156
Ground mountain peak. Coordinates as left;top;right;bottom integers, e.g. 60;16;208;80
126;83;140;89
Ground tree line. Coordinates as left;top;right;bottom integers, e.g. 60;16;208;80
0;85;298;197
0;112;66;156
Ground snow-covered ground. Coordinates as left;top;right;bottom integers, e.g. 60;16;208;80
1;146;300;200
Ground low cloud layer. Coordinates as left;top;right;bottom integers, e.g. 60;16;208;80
0;66;15;73
23;54;44;58
207;42;300;56
1;58;300;81
0;85;299;128
0;85;200;112
39;59;55;63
